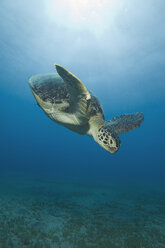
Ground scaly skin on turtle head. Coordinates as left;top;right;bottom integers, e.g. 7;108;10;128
95;123;121;154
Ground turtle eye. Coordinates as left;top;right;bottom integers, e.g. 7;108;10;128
110;139;113;145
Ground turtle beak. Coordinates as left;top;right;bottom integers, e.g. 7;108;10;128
109;147;119;154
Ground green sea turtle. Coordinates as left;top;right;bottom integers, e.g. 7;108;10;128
29;65;144;154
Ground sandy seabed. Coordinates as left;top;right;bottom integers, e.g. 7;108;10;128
0;176;165;248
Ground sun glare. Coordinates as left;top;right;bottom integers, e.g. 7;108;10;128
44;0;115;35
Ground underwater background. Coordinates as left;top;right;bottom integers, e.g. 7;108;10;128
0;0;165;247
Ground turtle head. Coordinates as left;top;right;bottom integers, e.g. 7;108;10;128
95;123;121;154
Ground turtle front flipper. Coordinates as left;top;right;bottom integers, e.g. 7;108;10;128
55;65;91;124
108;112;144;134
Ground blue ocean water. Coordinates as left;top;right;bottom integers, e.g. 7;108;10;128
0;0;165;247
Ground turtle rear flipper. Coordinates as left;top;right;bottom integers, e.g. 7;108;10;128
108;112;144;134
